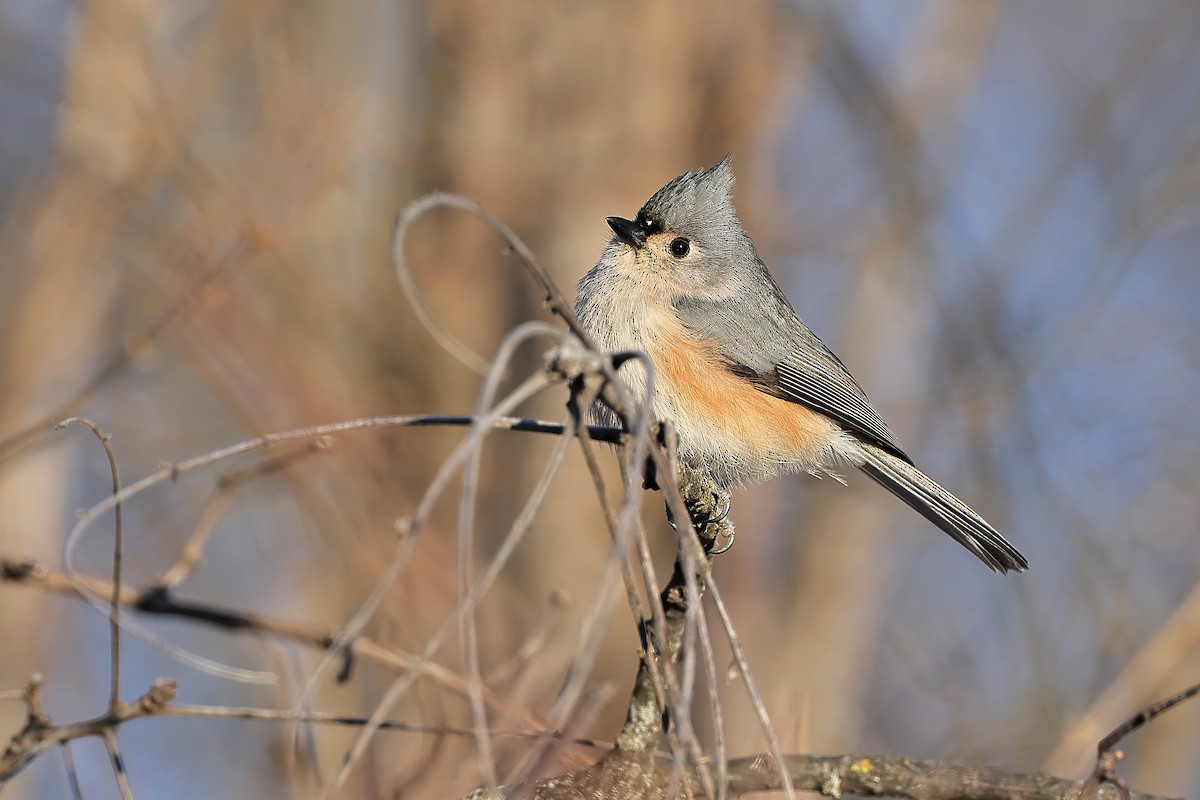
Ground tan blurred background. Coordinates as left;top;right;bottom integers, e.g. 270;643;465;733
1;1;1199;797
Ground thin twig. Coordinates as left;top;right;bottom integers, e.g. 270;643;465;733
460;322;573;787
1078;680;1200;800
1044;578;1200;773
504;684;617;800
663;435;715;798
394;193;673;786
57;743;84;800
0;557;546;732
665;454;728;800
703;570;797;800
695;577;727;800
0;679;176;784
157;442;326;590
392;194;596;369
54;412;618;685
510;353;659;778
1097;680;1200;754
0;673;614;787
493;370;646;787
55;418;125;713
158;703;611;749
625;459;725;799
392;198;660;773
316;372;563;798
102;728;135;800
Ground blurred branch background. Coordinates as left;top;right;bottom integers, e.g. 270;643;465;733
0;0;1198;797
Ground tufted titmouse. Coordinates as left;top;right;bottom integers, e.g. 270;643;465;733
574;157;1027;573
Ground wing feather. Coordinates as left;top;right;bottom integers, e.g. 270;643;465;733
673;287;910;462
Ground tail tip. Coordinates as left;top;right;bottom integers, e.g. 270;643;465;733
988;548;1029;575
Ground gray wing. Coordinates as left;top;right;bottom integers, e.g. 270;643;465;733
673;282;911;464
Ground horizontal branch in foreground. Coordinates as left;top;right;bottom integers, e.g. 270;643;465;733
0;558;544;732
464;748;1178;800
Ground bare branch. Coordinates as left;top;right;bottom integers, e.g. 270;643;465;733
0;558;545;732
465;751;1180;800
57;743;84;800
392;193;597;373
54;418;125;714
52;411;617;685
156;441;327;591
1078;680;1200;800
0;678;177;785
460;322;575;787
101;728;135;800
726;753;1177;800
316;370;570;797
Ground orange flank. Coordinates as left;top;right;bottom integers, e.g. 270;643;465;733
650;329;835;463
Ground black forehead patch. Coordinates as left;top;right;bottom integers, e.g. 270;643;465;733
634;210;663;236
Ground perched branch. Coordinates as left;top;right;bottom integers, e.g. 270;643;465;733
617;468;730;754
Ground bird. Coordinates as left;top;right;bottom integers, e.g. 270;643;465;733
574;156;1027;574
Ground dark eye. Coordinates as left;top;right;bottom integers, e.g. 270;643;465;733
669;237;690;258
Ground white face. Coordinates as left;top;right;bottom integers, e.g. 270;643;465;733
602;230;703;286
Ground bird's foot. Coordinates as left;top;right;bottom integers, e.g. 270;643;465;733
708;491;731;524
710;524;735;555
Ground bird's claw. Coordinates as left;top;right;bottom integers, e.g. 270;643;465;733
709;492;731;524
668;487;734;553
710;526;735;555
705;491;735;554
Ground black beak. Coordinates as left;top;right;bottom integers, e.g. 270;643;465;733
606;216;645;249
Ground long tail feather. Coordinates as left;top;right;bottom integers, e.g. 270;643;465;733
856;443;1028;574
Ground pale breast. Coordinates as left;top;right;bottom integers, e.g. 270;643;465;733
575;258;853;486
